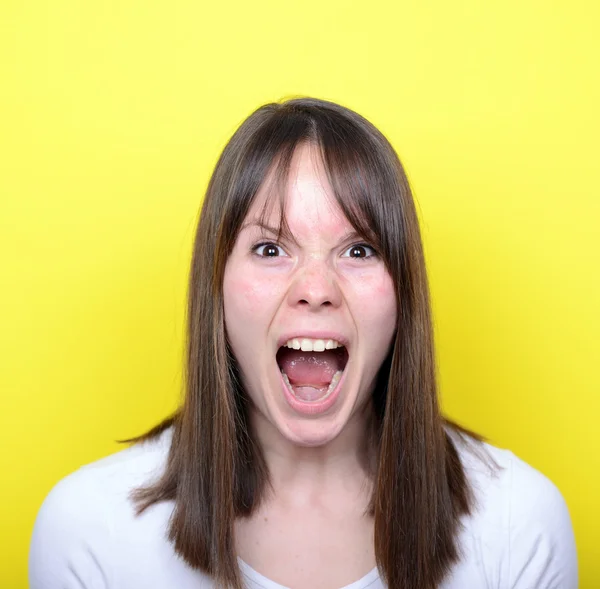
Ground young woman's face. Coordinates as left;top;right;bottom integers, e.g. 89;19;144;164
223;143;397;447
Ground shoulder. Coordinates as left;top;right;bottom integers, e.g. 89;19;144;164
28;428;173;589
33;426;173;522
448;431;578;588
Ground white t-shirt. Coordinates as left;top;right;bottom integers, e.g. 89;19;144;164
28;427;578;588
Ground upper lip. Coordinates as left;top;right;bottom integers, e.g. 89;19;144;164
276;332;350;350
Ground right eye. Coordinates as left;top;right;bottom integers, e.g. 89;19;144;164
252;242;287;258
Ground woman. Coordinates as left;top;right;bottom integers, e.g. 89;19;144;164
29;97;578;589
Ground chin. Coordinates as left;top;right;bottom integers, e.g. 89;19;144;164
278;416;348;448
271;391;359;448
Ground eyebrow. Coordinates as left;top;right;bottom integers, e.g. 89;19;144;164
240;220;301;248
241;221;365;245
241;221;281;235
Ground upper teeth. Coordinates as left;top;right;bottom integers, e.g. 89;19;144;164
284;338;344;352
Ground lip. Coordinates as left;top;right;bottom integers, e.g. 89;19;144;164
276;331;351;350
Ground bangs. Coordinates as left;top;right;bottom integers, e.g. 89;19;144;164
218;99;409;276
255;140;385;254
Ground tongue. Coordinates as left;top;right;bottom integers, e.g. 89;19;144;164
277;349;344;402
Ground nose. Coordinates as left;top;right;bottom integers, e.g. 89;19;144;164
287;258;343;310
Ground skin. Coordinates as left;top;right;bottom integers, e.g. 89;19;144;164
224;143;398;587
223;141;397;454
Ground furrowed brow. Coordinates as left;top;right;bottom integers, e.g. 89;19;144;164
241;221;280;235
342;230;362;242
240;222;375;248
240;221;299;245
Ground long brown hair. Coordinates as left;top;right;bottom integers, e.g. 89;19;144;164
127;97;482;589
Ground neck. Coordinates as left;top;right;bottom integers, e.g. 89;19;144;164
250;401;377;498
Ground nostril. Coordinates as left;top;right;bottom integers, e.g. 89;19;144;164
299;299;332;306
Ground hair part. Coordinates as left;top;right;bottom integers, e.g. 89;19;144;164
125;96;486;589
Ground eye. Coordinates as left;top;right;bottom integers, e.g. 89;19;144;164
252;242;287;258
342;244;377;259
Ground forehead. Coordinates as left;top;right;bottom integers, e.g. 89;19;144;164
247;143;350;233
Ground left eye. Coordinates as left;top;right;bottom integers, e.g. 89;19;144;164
342;244;376;259
253;242;287;257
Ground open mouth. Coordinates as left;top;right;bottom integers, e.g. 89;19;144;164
276;338;349;403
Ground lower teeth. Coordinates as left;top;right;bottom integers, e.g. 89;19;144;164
282;370;343;402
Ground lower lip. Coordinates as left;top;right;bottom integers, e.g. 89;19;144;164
279;369;347;416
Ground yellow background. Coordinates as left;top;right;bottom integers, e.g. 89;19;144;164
1;0;598;586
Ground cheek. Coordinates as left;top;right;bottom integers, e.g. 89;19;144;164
224;265;261;317
223;268;264;386
223;262;286;326
352;270;397;324
228;277;264;315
